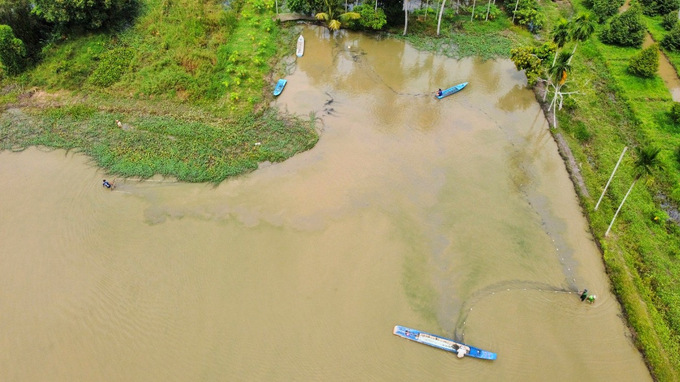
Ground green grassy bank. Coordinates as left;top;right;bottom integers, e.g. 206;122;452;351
0;0;317;182
544;1;680;380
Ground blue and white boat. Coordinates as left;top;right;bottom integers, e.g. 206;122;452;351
273;79;287;96
436;82;468;99
393;325;496;360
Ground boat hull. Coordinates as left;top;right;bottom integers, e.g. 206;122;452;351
393;325;496;360
273;79;287;96
436;82;468;99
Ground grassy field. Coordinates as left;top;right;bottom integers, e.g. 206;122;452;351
547;1;680;379
0;0;318;182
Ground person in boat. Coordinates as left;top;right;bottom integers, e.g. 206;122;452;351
586;294;596;303
437;88;443;97
579;289;588;301
102;179;114;189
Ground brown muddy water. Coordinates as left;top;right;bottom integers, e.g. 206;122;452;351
0;27;651;381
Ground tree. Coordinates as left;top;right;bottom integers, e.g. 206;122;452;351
639;0;680;16
349;4;387;30
605;146;662;237
629;44;660;77
33;0;137;29
436;0;447;35
569;13;594;63
287;0;325;14
592;0;624;23
600;5;646;48
315;0;360;31
662;10;678;30
0;0;49;62
662;23;680;51
0;24;26;75
403;0;409;35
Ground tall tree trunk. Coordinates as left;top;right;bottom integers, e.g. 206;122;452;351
471;0;476;22
425;0;430;20
512;0;519;23
568;43;578;64
595;146;627;211
376;0;378;11
605;177;639;237
403;0;409;35
485;0;491;21
436;0;447;35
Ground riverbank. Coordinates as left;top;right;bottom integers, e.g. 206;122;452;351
535;1;680;380
0;0;318;182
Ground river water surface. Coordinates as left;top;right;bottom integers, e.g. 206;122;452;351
0;27;651;381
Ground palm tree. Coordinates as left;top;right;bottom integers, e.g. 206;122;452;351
551;18;570;66
568;13;594;64
605;146;662;237
316;0;360;31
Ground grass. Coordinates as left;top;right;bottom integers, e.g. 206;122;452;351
547;1;680;379
1;0;318;183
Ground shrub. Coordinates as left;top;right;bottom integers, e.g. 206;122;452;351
670;102;680;123
472;4;501;20
628;44;659;77
350;4;387;30
0;25;26;75
662;11;679;30
662;23;680;51
600;5;646;47
33;0;138;29
639;0;680;16
593;0;625;22
504;0;544;32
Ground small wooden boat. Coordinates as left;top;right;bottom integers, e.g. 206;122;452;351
436;82;468;99
393;325;496;360
296;35;305;57
273;79;287;96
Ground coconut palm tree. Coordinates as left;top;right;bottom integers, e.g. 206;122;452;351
316;0;360;31
605;146;662;237
568;13;594;64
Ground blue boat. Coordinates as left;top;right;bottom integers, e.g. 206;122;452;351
273;79;287;96
393;325;496;360
436;82;468;99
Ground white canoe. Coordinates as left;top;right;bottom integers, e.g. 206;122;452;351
296;35;304;57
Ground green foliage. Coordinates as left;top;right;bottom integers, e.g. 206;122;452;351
0;24;26;75
670;102;680;123
629;44;660;78
349;4;387;30
600;5;646;47
662;23;680;51
639;0;680;16
88;47;133;87
0;0;49;62
662;10;679;30
33;0;137;29
593;0;625;22
472;4;501;20
510;45;543;86
286;0;325;15
504;0;544;32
